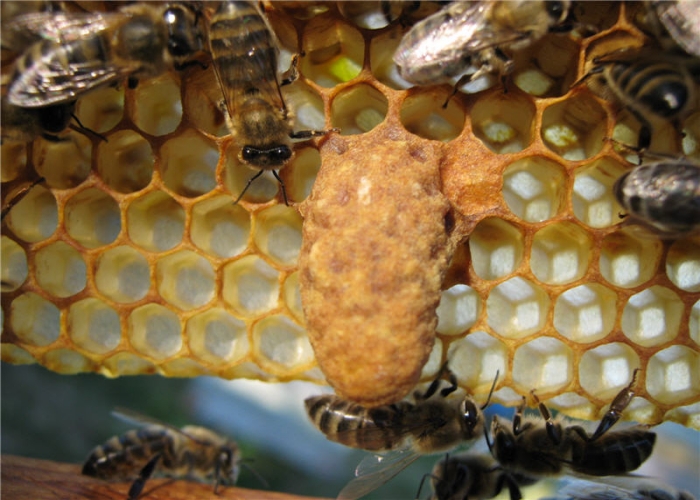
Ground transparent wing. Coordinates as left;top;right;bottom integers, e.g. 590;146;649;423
111;408;210;446
654;1;700;58
544;476;688;500
336;448;421;500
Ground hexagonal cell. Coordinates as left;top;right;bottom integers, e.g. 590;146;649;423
502;157;567;223
666;239;700;292
1;344;35;365
225;151;280;205
285;80;327;133
469;219;524;282
436;284;481;336
572;158;628;228
33;133;92;189
223;255;280;318
420;338;444;381
2;182;57;243
512;337;574;393
272;2;330;19
253;314;314;372
74;85;124;134
128;304;183;360
187;308;249;365
621;286;683;348
338;1;399;29
690;300;700;347
10;292;60;347
599;229;663;288
160;131;218;198
471;90;536;153
330;84;387;135
101;352;157;377
541;92;607;160
156;251;215;311
545;392;597;421
287;147;321;202
610;111;678;163
68;298;122;355
191;196;251;259
664;401;700;429
34;241;87;298
182;66;228;138
530;222;592;285
1;236;28;292
42;349;93;375
283;271;303;322
2;141;27;182
301;16;364;87
571;2;619;32
160;358;212;377
517;34;580;98
399;91;465;142
131;73;182;136
369;28;410;90
253;205;303;268
646;346;700;405
127;191;185;252
487;277;550;339
553;284;618;343
682;111;700;162
579;343;640;401
447;331;508;389
95;246;151;303
96;130;154;194
64;188;120;248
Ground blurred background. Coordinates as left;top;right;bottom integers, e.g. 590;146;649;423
2;362;699;499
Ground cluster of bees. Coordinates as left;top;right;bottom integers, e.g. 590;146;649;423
2;0;699;498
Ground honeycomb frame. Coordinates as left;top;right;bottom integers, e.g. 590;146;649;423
1;1;699;429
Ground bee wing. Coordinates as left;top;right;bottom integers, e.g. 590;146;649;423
336;448;421;500
544;476;693;500
654;1;700;58
111;408;211;446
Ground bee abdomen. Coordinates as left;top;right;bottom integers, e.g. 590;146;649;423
571;429;656;476
613;62;691;118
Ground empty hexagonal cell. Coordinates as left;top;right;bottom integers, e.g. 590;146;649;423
471;91;535;153
544;392;596;421
487;277;550;339
225;151;280;205
253;205;303;268
512;337;574;393
1;236;28;292
160;131;218;198
283;271;303;322
646;346;700;405
42;349;93;375
187;308;249;365
599;229;663;288
64;188;120;248
301;16;364;87
447;331;507;389
95;246;151;303
436;284;481;336
331;84;388;135
131;73;182;136
530;222;592;285
621;286;683;348
572;158;628;228
253;314;314;372
288;147;321;202
400;92;465;142
33;134;92;189
579;343;640;401
223;255;280;318
128;304;183;360
369;28;410;90
553;284;618;343
97;130;154;194
156;251;215;311
2;182;57;243
1;344;35;365
34;241;87;298
691;300;700;346
469;218;525;281
127;191;185;252
541;93;607;160
10;292;60;347
502;157;566;222
68;298;122;355
101;352;157;377
666;239;700;292
74;85;124;134
191;196;251;259
286;80;327;131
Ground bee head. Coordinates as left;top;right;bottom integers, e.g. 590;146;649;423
215;444;240;488
240;145;293;168
163;5;203;59
459;397;484;439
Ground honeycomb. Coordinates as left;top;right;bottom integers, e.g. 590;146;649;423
1;2;699;428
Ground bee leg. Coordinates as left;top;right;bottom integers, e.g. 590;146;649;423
232;170;265;205
69;114;107;143
495;469;524;500
289;127;339;140
511;396;528;436
127;452;162;500
414;361;453;400
588;368;639;441
1;177;46;222
128;77;139;90
272;170;289;206
531;391;562;445
280;54;300;87
569;64;605;89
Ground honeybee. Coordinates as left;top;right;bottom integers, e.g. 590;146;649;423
393;1;573;94
424;452;538;500
305;363;497;500
82;408;240;500
6;2;204;108
572;49;699;154
208;0;335;205
613;160;700;236
650;1;700;58
489;369;656;482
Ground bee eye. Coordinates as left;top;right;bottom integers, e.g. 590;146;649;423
546;1;566;20
460;399;479;433
241;146;260;162
270;146;292;163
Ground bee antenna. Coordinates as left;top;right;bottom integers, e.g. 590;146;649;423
240;461;269;489
480;370;499;410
